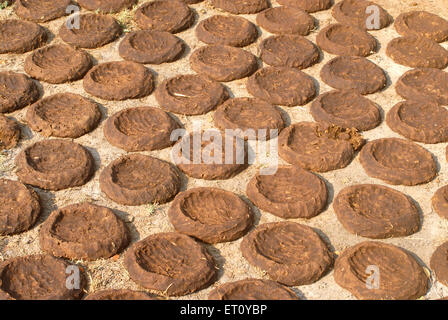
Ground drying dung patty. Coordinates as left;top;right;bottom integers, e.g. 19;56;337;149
256;6;315;35
240;222;333;286
316;23;377;57
0;20;47;54
320;56;387;95
0;72;40;114
246;165;328;219
14;0;71;22
430;242;448;287
26;93;101;139
432;185;448;220
77;0;137;13
83;61;153;101
99;154;181;206
119;30;184;64
173;131;248;180
24;44;92;84
332;0;391;30
310;90;381;131
396;68;448;105
334;184;420;239
168;187;253;243
386;100;448;144
334;241;429;300
190;45;258;82
278;122;363;172
155;74;228;115
135;0;194;34
213;97;285;140
277;0;332;13
395;11;448;43
0;115;21;150
196;15;258;47
39;202;129;261
208;279;299;300
59;13;122;49
104;106;180;152
0;179;40;236
211;0;269;14
386;36;448;69
359;138;437;186
15;139;94;191
259;34;319;69
156;75;228;115
84;289;156;300
124;232;217;296
0;254;86;300
246;66;316;107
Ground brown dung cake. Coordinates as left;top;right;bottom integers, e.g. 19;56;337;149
39;202;129;261
26;93;101;138
316;23;377;56
240;221;334;286
0;115;21;149
359;138;437;186
334;241;429;300
24;44;92;84
0;254;86;300
311;90;381;131
155;74;228;115
190;45;258;82
15;139;95;191
0;19;47;54
99;153;181;206
208;279;299;300
333;184;421;239
211;0;269;14
277;0;332;13
104;106;179;152
386;36;448;69
395;68;448;105
259;34;320;69
386;100;448;144
246;165;328;219
332;0;391;30
196;15;258;47
83;61;154;101
278;121;363;172
124;232;217;296
256;6;315;35
246;66;316;107
14;0;71;22
213;97;285;140
395;11;448;43
135;0;195;34
320;56;387;94
118;30;185;64
0;71;40;113
173;131;248;180
168;187;253;243
77;0;138;13
0;178;40;236
59;13;122;49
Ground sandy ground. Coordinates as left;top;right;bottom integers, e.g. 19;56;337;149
1;0;448;300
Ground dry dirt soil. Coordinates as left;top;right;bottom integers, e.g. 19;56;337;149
1;0;448;300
